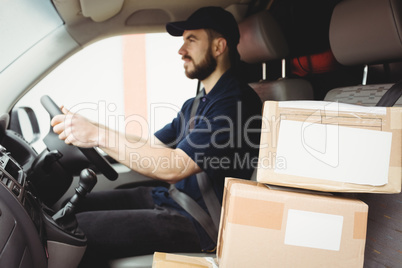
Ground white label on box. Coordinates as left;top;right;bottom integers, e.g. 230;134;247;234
274;120;392;186
284;209;343;251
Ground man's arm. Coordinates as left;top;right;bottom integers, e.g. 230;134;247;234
51;107;201;184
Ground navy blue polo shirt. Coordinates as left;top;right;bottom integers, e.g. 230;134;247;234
152;70;262;250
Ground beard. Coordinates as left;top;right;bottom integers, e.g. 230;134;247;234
184;47;217;80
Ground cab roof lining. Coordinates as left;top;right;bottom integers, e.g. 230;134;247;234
52;0;254;46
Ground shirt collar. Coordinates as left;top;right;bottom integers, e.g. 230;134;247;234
202;69;235;101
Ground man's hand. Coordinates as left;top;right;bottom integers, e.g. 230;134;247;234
51;106;103;148
50;106;201;182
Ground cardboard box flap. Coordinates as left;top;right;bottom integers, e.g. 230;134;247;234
152;252;217;268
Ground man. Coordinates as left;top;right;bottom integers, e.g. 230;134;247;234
51;6;262;267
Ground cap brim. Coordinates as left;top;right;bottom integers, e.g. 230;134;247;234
166;21;188;36
166;20;206;36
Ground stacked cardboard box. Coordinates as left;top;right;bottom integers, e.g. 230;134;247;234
154;101;401;267
256;101;401;193
217;101;401;267
217;178;368;267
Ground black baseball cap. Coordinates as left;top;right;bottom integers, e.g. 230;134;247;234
166;6;240;46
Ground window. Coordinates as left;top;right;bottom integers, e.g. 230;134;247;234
14;33;197;153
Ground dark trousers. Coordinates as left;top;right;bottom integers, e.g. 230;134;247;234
75;186;202;267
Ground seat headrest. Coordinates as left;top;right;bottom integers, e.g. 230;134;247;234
329;0;402;66
238;11;289;64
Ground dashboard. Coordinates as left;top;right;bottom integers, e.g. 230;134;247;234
0;113;86;268
0;137;47;267
0;146;26;201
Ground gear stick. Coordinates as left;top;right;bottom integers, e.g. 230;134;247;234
52;168;97;234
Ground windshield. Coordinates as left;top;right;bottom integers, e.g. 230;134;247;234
0;0;63;73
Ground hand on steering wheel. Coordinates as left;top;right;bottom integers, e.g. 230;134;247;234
51;106;100;148
40;95;118;181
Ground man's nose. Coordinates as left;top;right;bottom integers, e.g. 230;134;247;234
178;44;187;56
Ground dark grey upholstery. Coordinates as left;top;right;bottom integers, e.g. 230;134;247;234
238;11;314;102
325;83;402;107
329;0;402;66
238;11;288;63
250;78;314;101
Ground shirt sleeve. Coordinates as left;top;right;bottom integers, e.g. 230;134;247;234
154;98;193;148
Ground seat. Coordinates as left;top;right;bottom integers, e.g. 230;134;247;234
237;10;314;101
238;10;314;183
325;0;402;107
324;0;402;267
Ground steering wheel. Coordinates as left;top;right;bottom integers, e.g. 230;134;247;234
40;95;118;181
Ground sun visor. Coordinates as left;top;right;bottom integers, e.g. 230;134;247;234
329;0;402;66
238;11;289;64
80;0;124;22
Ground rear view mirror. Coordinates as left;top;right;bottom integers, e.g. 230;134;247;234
10;107;41;144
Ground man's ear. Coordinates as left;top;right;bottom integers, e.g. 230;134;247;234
212;37;228;57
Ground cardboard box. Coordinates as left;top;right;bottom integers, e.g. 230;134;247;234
217;178;368;268
257;101;402;193
152;252;218;268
